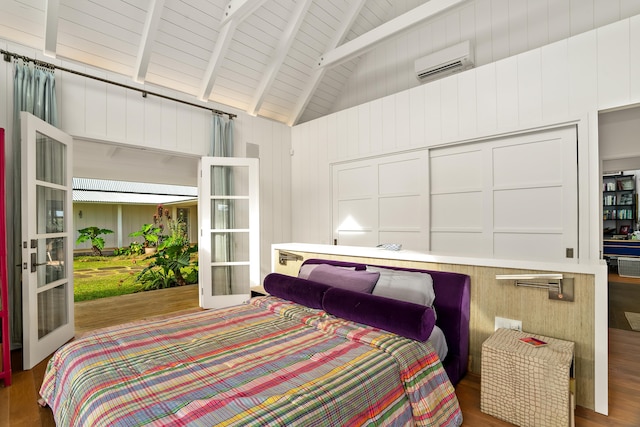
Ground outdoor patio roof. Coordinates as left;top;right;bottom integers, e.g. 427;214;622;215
73;178;197;205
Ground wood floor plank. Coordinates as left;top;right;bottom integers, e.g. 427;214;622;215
74;284;199;336
6;369;43;427
0;382;8;427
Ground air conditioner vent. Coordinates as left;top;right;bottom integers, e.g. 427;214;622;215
417;60;465;80
415;40;474;82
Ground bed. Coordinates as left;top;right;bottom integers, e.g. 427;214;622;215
40;260;470;426
297;259;471;387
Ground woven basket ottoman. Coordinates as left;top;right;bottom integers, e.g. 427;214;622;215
480;328;575;427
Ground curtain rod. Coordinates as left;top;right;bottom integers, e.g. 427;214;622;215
1;49;236;119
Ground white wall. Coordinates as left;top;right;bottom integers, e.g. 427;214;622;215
292;14;640;262
0;39;292;280
599;106;640;167
332;0;640;115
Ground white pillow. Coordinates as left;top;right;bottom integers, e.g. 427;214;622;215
367;266;436;308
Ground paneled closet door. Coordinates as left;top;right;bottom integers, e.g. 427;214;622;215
332;151;429;250
430;125;578;261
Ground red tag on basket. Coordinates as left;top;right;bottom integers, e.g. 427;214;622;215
519;337;547;347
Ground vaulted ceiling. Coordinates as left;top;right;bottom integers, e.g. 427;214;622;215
0;0;464;126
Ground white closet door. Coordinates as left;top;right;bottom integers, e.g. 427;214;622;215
430;126;578;261
332;151;429;250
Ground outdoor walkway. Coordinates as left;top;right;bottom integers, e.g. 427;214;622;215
73;264;144;279
75;284;200;337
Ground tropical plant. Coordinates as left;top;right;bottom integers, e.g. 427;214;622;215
136;218;198;290
182;267;198;285
129;204;172;248
137;268;176;291
113;241;144;256
76;226;114;256
129;223;162;248
152;204;171;231
128;241;145;255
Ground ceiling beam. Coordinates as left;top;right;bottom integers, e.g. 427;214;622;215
134;0;166;83
43;0;60;57
220;0;268;26
199;0;268;101
317;0;466;70
198;20;237;101
288;0;367;126
248;0;313;116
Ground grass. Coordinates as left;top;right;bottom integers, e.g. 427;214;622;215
74;256;148;270
73;255;153;302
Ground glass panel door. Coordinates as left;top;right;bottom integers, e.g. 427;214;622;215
198;157;259;309
21;112;74;369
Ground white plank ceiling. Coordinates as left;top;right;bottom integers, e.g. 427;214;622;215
0;0;464;125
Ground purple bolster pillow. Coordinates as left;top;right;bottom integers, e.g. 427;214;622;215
263;273;332;309
322;287;436;341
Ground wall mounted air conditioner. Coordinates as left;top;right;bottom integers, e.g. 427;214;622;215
414;40;474;82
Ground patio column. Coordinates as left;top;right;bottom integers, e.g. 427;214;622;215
117;205;123;248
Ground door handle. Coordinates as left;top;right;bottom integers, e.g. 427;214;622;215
30;253;47;272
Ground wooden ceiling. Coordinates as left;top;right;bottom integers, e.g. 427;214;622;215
0;0;464;126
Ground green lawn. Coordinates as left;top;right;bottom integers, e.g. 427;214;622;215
74;256;149;270
73;255;152;302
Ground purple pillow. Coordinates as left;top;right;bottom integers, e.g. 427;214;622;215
263;273;332;309
322;287;436;341
298;263;355;279
297;264;318;279
307;264;380;293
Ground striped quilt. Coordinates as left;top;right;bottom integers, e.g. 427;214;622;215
40;296;463;427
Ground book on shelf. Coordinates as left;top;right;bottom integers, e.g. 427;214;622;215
619;193;633;205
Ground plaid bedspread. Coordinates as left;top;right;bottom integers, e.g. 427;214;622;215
40;296;462;427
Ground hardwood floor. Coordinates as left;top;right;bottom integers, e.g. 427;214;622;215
608;272;640;331
74;283;200;336
1;286;639;426
454;328;640;426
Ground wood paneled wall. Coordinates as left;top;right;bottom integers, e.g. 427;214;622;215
331;0;640;117
272;249;596;411
291;15;640;258
0;39;292;280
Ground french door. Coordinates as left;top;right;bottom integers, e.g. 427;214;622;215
21;112;74;369
198;157;259;309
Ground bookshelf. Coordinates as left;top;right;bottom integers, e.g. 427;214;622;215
603;174;636;238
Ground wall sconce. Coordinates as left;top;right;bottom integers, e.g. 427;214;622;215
496;273;574;302
78;210;82;219
278;250;303;265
